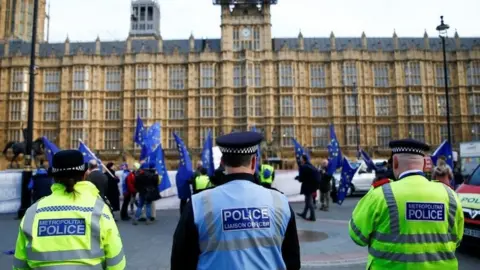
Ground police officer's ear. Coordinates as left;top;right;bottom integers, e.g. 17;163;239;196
393;155;399;170
250;155;257;171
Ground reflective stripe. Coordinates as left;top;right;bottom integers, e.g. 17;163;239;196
13;257;29;268
199;190;284;252
381;184;400;235
106;248;125;267
23;198;106;262
349;219;369;245
32;264;104;270
372;232;457;243
443;185;457;237
368;247;456;262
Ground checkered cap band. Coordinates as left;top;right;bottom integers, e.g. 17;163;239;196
392;147;425;156
219;145;258;154
51;164;85;173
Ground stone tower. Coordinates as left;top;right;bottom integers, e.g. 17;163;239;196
129;0;161;38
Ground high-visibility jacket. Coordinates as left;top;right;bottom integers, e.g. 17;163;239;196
259;164;274;185
194;175;213;192
191;179;291;269
13;181;126;270
349;174;464;270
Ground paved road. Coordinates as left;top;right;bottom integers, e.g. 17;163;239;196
0;197;479;269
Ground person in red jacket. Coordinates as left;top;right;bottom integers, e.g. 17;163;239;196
120;162;140;221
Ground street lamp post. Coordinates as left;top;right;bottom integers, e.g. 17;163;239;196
18;0;39;219
436;15;452;144
353;82;360;159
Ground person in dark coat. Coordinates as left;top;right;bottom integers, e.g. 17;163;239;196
29;160;54;203
318;159;333;211
105;162;121;213
133;162;160;225
210;159;227;186
86;160;108;198
296;154;319;221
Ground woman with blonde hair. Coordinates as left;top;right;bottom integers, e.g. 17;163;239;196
432;159;454;188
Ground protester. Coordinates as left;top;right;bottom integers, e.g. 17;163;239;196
105;162;121;219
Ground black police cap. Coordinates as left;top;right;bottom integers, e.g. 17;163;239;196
389;139;430;157
216;131;264;155
51;150;85;176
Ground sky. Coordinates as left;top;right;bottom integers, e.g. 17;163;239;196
45;0;480;43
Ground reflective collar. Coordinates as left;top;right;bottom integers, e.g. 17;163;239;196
398;169;425;180
51;181;99;197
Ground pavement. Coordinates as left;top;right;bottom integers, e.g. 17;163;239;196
0;197;479;270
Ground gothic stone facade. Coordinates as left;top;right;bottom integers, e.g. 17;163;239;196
0;4;480;168
0;0;46;42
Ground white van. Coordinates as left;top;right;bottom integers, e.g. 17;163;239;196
334;159;387;196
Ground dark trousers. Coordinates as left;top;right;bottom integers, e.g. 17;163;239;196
301;193;315;220
120;193;132;219
180;199;188;215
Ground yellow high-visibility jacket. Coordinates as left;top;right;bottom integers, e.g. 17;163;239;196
13;181;126;270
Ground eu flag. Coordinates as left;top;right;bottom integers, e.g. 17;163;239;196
251;126;261;172
337;157;359;205
134;115;146;146
41;136;60;167
173;132;193;199
360;149;377;172
292;138;308;168
139;145;149;161
431;140;454;169
155;144;171;192
145;122;161;154
327;124;343;175
78;141;101;165
201;130;215;177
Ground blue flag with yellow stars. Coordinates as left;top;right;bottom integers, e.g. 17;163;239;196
431;140;454;169
134;115;146;146
292;138;309;169
201;130;215;177
337;157;359;205
41;136;60;167
155;144;171;192
360;149;377;172
145;122;161;154
78;141;101;166
327;124;343;175
173;132;193;199
251;126;262;173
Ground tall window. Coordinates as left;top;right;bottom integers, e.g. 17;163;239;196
9;100;27;121
135;98;151;119
468;94;480;115
409;124;425;142
71;99;88;120
201;64;215;88
168;99;185;120
435;64;451;87
70;129;85;148
233;96;246;117
43;130;58;143
233;28;240;51
344;95;357;116
136;65;152;89
279;63;294;87
407;94;424;115
104;130;120;150
472;124;480;141
405;62;421;86
312;127;329;147
11;68;27;92
467;62;480;86
437;96;453;116
248;96;263;117
234;64;246;87
310;64;326;88
247;63;261;87
345;126;358;146
342;62;357;86
439;125;454;144
199;128;214;146
73;67;89;91
44;70;61;93
374;64;389;87
280;96;294;117
281;126;294;147
43;101;59;121
311;97;328;117
200;97;215;118
168;129;185;149
169;66;187;90
374;96;390;116
104;100;121;120
377;126;391;147
105;67;122;91
253;28;261;50
8;130;22;142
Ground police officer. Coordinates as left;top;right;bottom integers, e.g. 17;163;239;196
258;162;275;188
349;139;464;269
193;167;213;194
171;131;301;270
13;150;126;269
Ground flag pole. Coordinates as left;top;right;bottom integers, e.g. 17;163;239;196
78;139;115;178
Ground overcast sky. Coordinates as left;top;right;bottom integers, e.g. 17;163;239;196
45;0;480;42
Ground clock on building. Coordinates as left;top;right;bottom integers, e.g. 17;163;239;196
242;27;251;38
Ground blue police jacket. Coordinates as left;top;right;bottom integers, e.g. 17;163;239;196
30;168;53;202
191;177;291;270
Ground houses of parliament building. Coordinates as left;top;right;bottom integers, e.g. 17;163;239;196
0;0;479;167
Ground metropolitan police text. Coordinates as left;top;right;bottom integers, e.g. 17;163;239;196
406;203;445;221
37;218;86;237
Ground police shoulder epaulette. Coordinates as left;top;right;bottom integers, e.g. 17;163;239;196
372;178;391;189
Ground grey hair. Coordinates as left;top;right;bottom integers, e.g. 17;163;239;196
88;159;98;169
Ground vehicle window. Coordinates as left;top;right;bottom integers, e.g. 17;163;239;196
468;166;480;186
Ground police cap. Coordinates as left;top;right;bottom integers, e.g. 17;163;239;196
389;139;430;157
216;131;264;155
51;150;85;177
